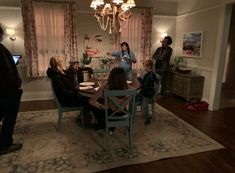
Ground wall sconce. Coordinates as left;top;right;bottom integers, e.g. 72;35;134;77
160;32;168;41
6;28;16;41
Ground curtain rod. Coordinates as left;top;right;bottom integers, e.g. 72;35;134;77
32;0;75;4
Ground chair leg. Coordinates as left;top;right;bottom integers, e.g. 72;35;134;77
152;101;156;121
57;110;62;130
105;126;109;150
129;125;133;151
80;108;85;128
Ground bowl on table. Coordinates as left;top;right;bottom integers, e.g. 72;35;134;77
175;67;192;74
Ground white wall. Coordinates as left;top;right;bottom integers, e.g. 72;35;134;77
151;15;176;59
175;6;220;101
175;0;235;110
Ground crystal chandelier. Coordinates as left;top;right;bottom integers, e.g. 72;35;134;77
90;0;136;34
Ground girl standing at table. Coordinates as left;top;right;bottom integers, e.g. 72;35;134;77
107;42;136;81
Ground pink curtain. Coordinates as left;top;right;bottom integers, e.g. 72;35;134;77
21;0;39;78
21;1;78;77
33;2;66;76
141;8;154;65
120;8;154;69
64;3;78;64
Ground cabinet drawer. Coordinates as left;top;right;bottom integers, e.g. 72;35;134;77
167;71;204;101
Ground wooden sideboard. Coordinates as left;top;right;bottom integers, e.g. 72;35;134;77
166;70;205;101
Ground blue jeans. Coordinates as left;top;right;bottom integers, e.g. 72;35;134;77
136;93;151;121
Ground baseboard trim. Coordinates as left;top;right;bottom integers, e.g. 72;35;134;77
22;91;53;101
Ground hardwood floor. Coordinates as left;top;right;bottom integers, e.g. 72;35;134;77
19;96;235;173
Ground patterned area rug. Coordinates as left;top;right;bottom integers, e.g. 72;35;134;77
0;104;224;173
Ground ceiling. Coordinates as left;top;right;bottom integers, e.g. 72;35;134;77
0;0;180;8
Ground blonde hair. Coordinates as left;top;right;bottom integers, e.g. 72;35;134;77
49;56;66;74
49;56;58;70
143;59;153;68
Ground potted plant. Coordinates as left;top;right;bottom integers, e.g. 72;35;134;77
99;57;111;69
82;52;92;67
174;56;183;69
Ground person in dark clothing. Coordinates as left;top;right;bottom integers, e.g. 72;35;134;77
65;60;94;88
136;60;158;125
47;56;88;107
152;36;172;96
0;24;23;155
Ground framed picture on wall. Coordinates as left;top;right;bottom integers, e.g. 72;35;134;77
182;31;203;57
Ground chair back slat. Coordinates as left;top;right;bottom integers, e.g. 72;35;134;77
103;89;137;150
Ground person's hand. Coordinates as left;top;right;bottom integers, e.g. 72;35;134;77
136;72;141;78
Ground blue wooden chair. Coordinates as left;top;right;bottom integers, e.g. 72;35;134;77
104;89;137;150
49;79;85;130
136;73;161;121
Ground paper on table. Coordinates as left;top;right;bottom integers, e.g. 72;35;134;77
80;82;95;86
94;87;100;91
79;86;93;90
127;80;132;84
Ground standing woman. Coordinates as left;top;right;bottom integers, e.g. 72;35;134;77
107;42;136;81
152;36;172;97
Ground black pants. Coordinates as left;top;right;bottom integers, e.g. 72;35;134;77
0;89;23;147
156;71;168;96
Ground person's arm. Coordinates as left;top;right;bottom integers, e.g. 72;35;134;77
110;51;121;58
164;47;172;62
152;47;161;60
137;74;145;87
162;47;172;72
130;51;136;63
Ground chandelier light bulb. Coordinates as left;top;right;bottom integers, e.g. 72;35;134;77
113;0;124;5
91;0;136;34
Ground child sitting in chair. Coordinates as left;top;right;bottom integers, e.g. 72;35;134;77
136;60;159;125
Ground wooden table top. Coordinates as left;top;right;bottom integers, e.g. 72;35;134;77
77;80;140;98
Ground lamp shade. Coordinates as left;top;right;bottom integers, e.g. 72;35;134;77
6;28;15;35
113;0;124;5
126;0;136;8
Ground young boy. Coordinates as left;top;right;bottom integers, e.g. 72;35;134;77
137;60;158;125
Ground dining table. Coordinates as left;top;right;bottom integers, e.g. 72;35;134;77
77;78;140;98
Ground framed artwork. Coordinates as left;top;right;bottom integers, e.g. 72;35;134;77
182;32;203;57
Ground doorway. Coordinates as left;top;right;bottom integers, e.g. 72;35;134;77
220;4;235;109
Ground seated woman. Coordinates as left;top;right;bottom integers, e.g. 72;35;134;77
89;67;130;130
65;60;94;87
47;56;88;107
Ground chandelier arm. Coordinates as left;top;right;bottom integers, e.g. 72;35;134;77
109;20;112;34
91;0;135;34
103;17;110;30
102;16;105;30
119;18;129;29
98;18;103;30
